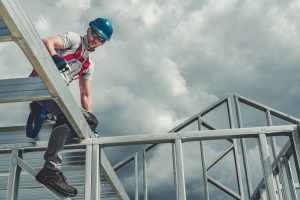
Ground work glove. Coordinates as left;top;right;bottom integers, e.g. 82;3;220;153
81;108;99;132
52;55;69;72
66;109;99;142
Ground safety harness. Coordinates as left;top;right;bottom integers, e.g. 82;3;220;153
26;38;90;138
61;38;91;80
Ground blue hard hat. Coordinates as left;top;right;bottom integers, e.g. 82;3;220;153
89;18;113;41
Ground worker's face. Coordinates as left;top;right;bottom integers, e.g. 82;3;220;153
87;27;106;50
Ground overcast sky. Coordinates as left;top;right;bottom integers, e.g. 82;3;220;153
1;0;300;199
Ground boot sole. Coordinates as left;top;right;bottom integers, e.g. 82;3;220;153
36;175;77;197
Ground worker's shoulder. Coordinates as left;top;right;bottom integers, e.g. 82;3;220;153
58;32;81;47
59;32;81;40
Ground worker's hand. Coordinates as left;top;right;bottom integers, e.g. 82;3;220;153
52;55;68;72
81;108;98;132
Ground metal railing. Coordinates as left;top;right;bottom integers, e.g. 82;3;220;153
110;94;300;200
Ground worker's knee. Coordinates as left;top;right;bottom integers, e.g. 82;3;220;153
53;112;70;130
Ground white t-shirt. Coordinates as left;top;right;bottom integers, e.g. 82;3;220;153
57;32;94;84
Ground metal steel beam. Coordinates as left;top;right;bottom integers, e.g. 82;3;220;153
101;149;130;200
175;139;186;200
0;35;13;42
97;125;296;147
235;94;300;124
0;77;51;103
290;127;300;184
0;0;93;139
258;134;277;200
234;94;253;197
207;175;241;200
134;153;139;200
143;150;148;200
206;145;233;171
85;144;92;200
91;144;100;200
113;155;135;171
6;150;20;200
0;125;296;151
279;157;297;200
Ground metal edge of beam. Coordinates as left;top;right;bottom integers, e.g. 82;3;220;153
170;96;230;133
91;144;100;200
235;94;300;124
279;157;297;200
206;145;233;171
134;153;139;200
290;127;300;184
144;114;198;152
144;96;230;152
0;123;52;133
0;77;51;103
227;96;245;199
0;0;93;139
207;175;241;200
198;117;209;200
143;149;148;200
97;125;296;147
0;125;296;151
84;144;92;200
6;150;19;200
234;94;253;197
0;140;86;153
0;35;13;42
250;181;265;200
250;140;293;199
174;139;186;200
257;134;277;200
200;96;230;117
100;149;130;200
0;93;51;104
113;155;135;171
171;143;178;199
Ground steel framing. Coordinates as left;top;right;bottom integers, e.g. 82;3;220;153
0;0;300;199
0;0;129;199
125;95;300;200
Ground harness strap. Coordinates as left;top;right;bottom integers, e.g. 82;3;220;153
61;38;91;79
29;37;90;81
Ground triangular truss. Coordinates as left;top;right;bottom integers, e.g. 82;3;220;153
140;94;300;200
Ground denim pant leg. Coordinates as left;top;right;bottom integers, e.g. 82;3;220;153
37;100;71;171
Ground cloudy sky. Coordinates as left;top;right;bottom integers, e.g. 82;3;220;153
1;0;300;199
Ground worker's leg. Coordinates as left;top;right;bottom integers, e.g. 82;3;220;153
43;112;70;170
36;104;77;197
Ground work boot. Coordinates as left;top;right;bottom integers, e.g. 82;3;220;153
36;167;77;197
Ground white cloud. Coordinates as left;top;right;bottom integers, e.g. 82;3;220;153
56;0;90;10
162;58;187;96
140;2;162;27
35;15;51;35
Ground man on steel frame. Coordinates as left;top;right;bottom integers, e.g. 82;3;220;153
27;18;113;197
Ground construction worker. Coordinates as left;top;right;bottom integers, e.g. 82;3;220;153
31;18;113;197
